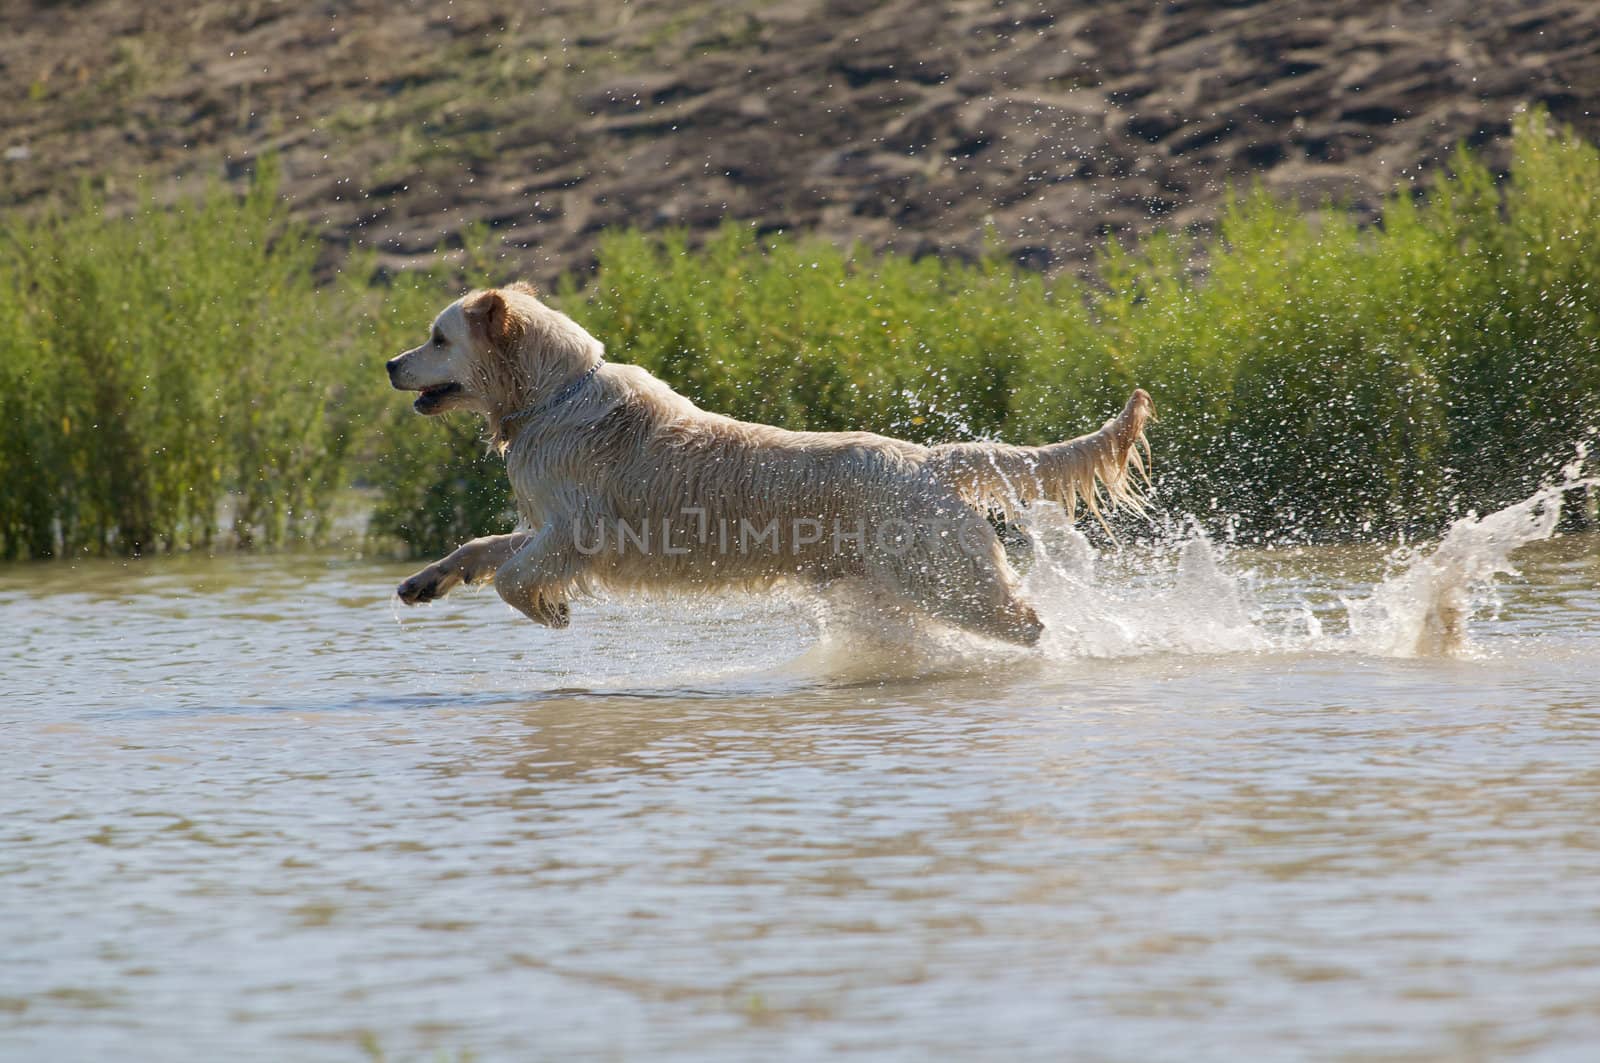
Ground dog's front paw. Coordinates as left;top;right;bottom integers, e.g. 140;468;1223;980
397;564;458;605
396;572;436;604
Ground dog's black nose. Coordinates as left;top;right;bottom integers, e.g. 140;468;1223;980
386;357;401;382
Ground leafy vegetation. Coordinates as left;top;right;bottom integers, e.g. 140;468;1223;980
0;161;378;557
1;111;1596;560
557;110;1600;543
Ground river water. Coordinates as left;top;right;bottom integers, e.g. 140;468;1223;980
4;492;1600;1061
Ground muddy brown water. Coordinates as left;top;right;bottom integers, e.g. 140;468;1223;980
4;503;1600;1061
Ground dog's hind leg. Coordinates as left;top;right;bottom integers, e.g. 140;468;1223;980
923;566;1045;647
884;514;1044;647
398;532;532;605
494;523;587;629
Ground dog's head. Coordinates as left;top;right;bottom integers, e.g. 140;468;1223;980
386;282;599;420
386;283;531;417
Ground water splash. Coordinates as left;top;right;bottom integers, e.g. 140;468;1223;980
1343;480;1591;657
1022;517;1274;657
800;473;1597;670
1035;475;1597;661
789;582;1022;682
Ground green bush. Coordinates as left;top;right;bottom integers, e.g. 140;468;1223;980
2;110;1596;560
1043;110;1600;539
0;161;383;557
543;108;1600;544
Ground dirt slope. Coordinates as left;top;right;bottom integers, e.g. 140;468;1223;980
2;0;1596;280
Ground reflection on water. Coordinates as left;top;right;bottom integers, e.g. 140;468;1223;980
3;521;1600;1061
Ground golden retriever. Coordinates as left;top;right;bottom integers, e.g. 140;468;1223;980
387;283;1152;645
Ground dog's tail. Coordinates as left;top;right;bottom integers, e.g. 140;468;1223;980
928;388;1154;529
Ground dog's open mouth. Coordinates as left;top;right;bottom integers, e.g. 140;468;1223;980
413;382;462;413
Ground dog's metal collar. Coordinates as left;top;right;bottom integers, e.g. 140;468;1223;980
501;360;604;431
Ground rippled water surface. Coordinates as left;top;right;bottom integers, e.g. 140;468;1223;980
5;520;1600;1061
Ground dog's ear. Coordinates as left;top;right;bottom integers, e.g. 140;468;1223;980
462;289;520;354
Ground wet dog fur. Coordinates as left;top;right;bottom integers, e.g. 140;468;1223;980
387;283;1152;646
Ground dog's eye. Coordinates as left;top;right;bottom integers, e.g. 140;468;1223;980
432;333;445;347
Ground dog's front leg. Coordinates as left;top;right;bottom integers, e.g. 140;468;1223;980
397;532;532;605
494;523;585;629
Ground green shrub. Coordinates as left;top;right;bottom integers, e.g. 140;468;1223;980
539;108;1599;545
0;161;382;557
1066;109;1600;539
2;110;1596;560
